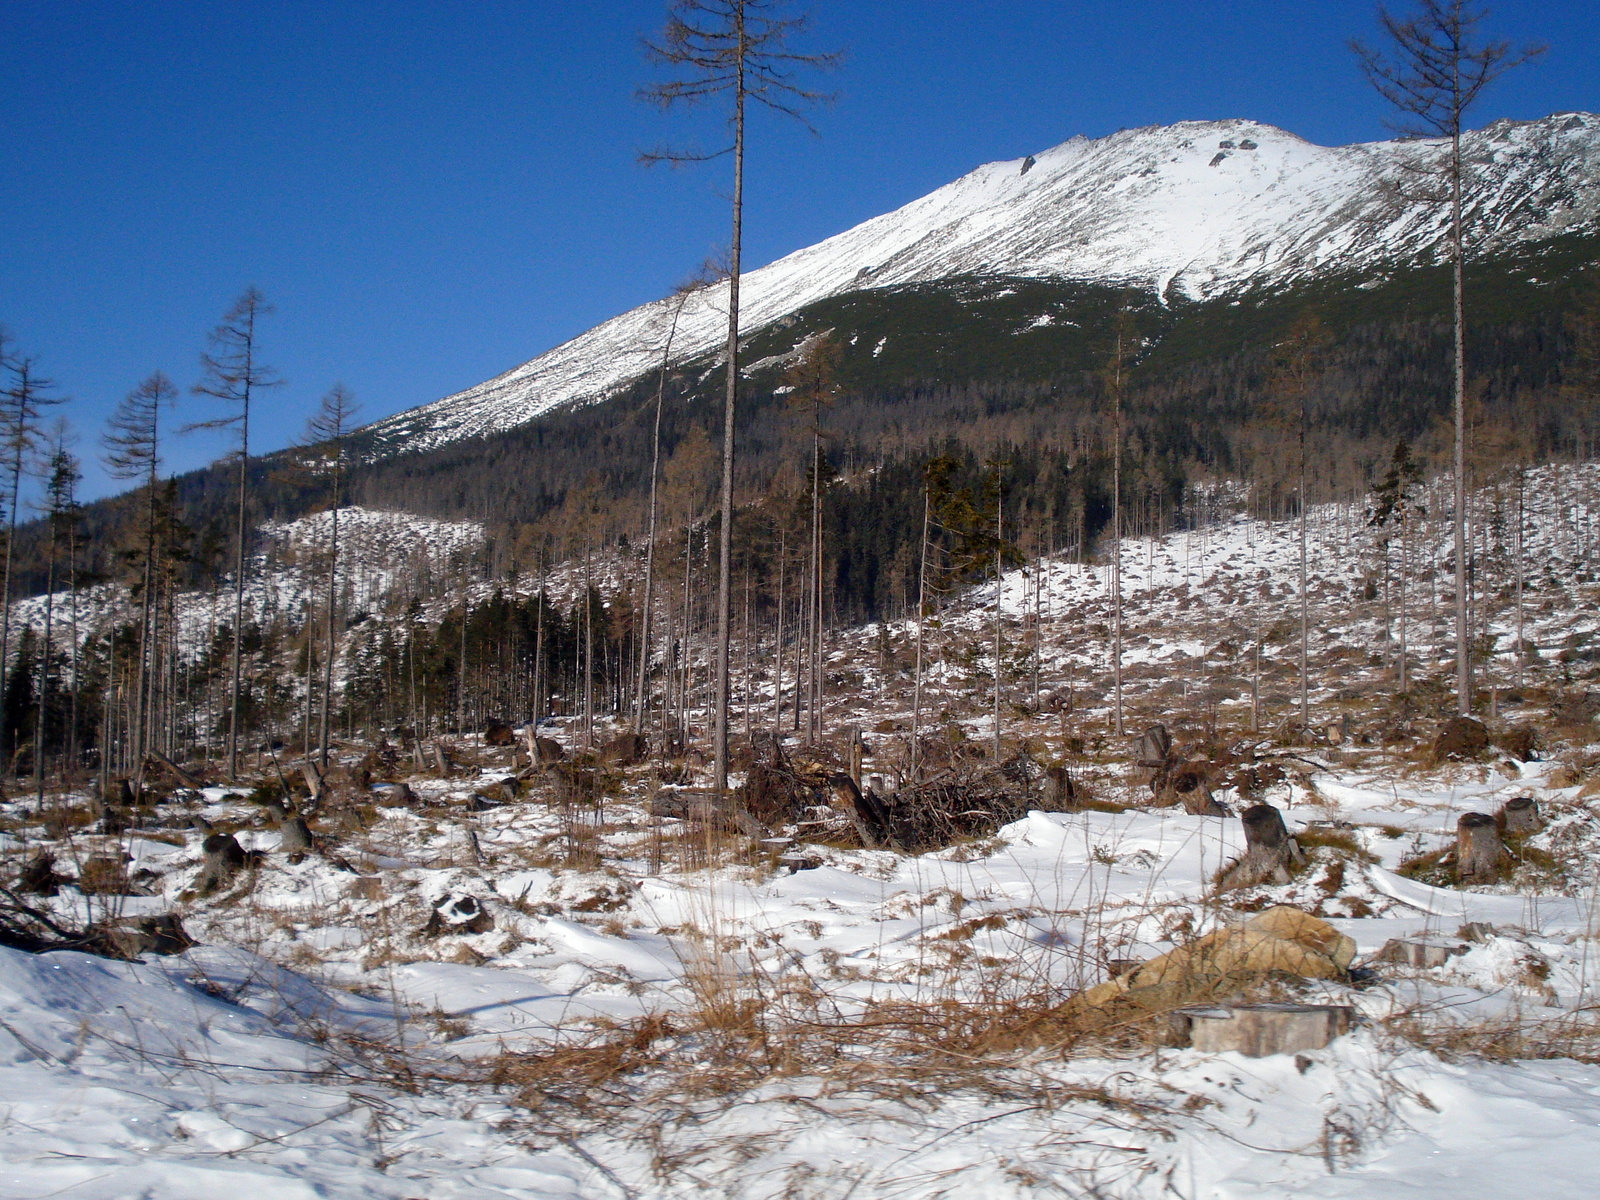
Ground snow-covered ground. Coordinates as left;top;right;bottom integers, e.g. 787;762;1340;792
8;463;1600;1196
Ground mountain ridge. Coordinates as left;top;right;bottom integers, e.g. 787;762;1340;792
360;112;1600;459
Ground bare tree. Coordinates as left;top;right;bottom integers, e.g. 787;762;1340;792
191;288;282;776
299;383;360;770
1271;313;1331;731
35;428;79;807
0;350;64;740
1101;306;1134;738
103;371;178;765
634;267;719;734
783;332;841;742
640;0;837;791
1354;0;1542;715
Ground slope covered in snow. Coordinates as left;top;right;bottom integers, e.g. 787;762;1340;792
363;113;1600;456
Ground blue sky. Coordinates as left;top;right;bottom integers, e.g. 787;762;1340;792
2;0;1594;498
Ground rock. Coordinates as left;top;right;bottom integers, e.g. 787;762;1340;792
1377;936;1467;968
1456;811;1504;884
1433;716;1489;763
1171;1003;1354;1057
1498;795;1542;836
421;894;494;937
1075;906;1355;1015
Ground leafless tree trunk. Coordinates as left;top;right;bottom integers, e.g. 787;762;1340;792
641;0;836;790
192;288;282;777
1355;0;1542;714
0;354;63;761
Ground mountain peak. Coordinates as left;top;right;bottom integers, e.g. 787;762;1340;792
364;113;1600;457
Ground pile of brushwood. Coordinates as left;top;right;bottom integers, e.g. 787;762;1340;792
735;736;1091;852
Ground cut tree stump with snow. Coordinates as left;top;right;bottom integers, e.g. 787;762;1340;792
195;833;248;895
279;816;314;858
1377;936;1468;968
1171;1003;1354;1057
1499;795;1541;836
1456;812;1505;883
1219;803;1304;888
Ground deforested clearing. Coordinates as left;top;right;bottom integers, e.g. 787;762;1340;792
8;461;1600;1198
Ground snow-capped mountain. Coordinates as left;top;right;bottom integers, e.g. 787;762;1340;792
364;113;1600;456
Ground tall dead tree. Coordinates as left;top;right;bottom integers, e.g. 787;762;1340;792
783;333;841;743
640;0;837;791
35;431;79;806
191;288;282;777
299;383;360;771
1271;314;1330;729
1102;307;1134;737
634;270;716;734
1354;0;1542;715
0;350;64;750
103;372;176;766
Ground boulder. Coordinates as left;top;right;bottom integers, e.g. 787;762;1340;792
1074;906;1355;1015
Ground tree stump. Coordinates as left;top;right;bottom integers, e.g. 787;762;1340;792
1377;936;1467;968
196;833;247;894
1220;803;1304;888
18;852;63;896
1040;765;1082;811
1133;724;1172;767
1172;1003;1354;1057
279;816;314;860
1456;811;1505;883
1166;762;1227;816
1498;795;1541;836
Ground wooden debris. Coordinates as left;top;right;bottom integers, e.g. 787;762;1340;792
1219;803;1304;889
1498;795;1542;836
1456;811;1505;883
1172;1003;1354;1057
1377;936;1468;969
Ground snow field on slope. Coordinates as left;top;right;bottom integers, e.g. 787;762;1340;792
362;113;1600;454
8;466;1600;1194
